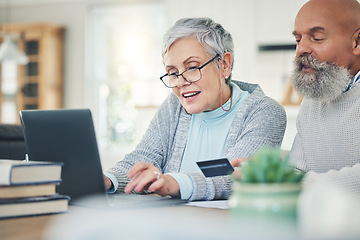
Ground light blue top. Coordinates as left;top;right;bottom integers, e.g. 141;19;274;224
167;82;249;199
104;171;118;193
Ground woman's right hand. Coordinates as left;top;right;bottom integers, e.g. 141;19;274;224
124;162;180;198
104;174;112;190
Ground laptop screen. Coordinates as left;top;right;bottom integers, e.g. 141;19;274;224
20;109;107;201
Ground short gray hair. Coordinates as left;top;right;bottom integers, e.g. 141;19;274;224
161;17;234;83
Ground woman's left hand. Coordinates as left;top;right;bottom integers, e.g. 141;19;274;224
124;162;180;197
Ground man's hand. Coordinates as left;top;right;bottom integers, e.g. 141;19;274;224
230;157;248;179
230;157;246;168
124;162;180;198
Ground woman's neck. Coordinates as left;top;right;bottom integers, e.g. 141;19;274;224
221;84;232;105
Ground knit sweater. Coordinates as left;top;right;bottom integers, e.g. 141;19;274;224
289;84;360;195
107;80;287;201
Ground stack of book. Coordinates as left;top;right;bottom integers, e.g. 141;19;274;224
0;159;70;219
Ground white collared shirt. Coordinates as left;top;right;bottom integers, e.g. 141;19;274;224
346;70;360;91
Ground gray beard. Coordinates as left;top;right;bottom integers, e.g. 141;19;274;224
291;55;351;101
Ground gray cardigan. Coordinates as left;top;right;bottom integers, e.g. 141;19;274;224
107;80;286;201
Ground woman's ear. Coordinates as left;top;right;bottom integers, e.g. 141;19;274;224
221;52;232;77
352;29;360;56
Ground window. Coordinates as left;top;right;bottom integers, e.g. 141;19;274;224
87;2;169;159
1;61;18;123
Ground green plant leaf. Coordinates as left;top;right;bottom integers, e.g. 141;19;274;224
239;147;305;183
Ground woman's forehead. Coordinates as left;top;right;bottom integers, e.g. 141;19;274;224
164;38;209;65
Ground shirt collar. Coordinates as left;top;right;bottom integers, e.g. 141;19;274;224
346;70;360;91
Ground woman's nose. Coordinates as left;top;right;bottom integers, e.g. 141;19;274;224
176;75;191;88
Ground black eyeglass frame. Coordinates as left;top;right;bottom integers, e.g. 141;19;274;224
160;54;220;88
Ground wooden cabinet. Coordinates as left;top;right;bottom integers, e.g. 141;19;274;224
0;22;64;123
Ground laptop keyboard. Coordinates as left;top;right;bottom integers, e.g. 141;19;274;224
107;193;187;208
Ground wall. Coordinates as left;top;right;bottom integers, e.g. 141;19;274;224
2;1;89;109
0;0;308;166
1;0;307;105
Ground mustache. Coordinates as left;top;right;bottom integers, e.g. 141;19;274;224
294;55;324;71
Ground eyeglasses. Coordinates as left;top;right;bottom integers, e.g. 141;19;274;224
160;54;219;88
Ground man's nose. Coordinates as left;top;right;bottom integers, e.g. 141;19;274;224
296;39;312;57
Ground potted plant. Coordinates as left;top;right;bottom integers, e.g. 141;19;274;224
229;147;305;221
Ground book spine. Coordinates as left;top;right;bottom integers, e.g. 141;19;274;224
10;180;62;186
0;165;12;185
0;195;71;204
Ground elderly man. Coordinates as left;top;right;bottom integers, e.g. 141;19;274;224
289;0;360;195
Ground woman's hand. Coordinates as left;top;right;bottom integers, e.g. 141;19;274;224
124;162;180;198
104;174;112;190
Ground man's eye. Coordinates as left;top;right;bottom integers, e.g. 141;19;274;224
293;34;301;43
312;34;325;42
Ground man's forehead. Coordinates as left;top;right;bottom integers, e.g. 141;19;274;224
292;26;326;36
295;0;359;33
294;7;343;34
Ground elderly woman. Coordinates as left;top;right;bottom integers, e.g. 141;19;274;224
104;17;286;201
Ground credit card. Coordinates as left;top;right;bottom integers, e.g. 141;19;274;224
196;158;234;177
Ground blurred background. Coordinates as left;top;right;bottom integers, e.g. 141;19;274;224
0;0;307;169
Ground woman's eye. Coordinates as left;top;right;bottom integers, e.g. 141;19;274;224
168;71;178;76
187;66;198;71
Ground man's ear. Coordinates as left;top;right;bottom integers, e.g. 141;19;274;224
353;28;360;55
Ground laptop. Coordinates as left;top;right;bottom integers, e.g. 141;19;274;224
20;109;186;208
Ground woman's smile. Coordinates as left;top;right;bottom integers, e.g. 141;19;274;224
182;90;201;101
